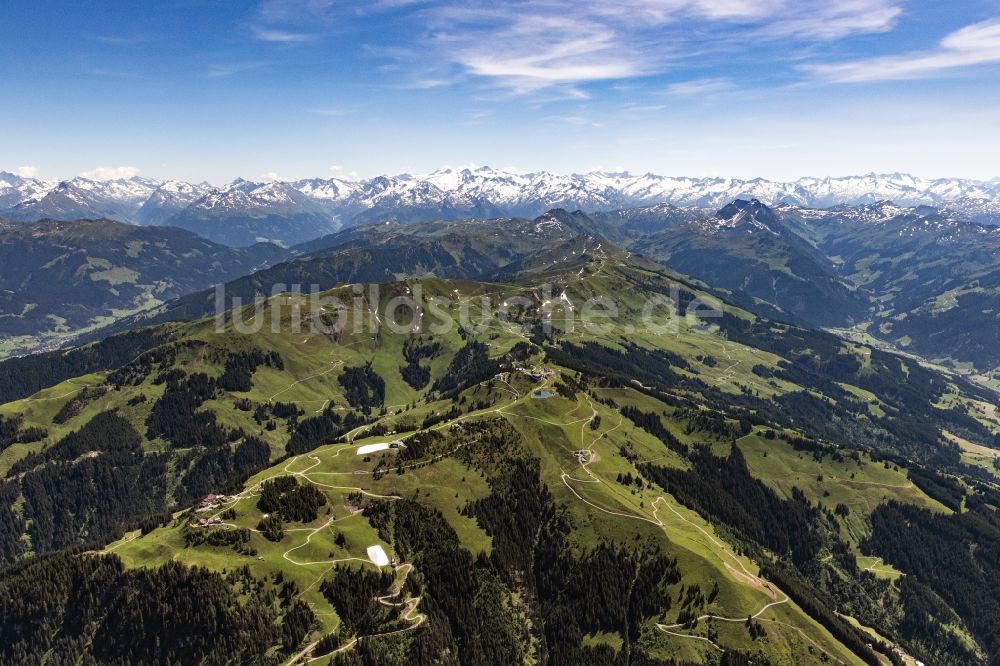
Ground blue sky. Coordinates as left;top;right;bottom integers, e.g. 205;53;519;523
2;0;1000;183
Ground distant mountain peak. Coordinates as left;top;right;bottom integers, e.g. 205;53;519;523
715;198;780;231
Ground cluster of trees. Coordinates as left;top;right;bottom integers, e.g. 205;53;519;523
0;553;314;664
430;341;498;398
865;500;1000;661
506;340;534;363
258;513;284;541
12;411;168;556
894;575;978;665
552;380;576;399
253;400;302;425
641;446;821;567
745;616;765;641
175;435;270;504
759;563;886;666
51;386;107;424
905;466;965;512
145;372;232;448
217;349;283;392
616;471;642;487
674;582;712;626
451;418;527;472
286;406;366;455
0;414;45;452
257;476;327;522
280;598;318;652
362;498;531;665
8;409;140;477
621;406;687;454
677;406;750;440
0;481;24;563
1;407;274;563
339;363;386;414
420;405;462;430
107;341;183;387
545;341;695;395
784;434;846;464
400;337;441;389
458;454;683;664
183;525;254;555
320;566;396;635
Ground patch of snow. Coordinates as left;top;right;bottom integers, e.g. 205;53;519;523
357;442;391;455
367;544;390;567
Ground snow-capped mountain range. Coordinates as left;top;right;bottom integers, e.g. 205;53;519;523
2;167;999;246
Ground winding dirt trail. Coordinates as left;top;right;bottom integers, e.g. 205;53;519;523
283;562;426;665
562;485;838;659
551;398;815;657
17;377;96;404
269;360;344;402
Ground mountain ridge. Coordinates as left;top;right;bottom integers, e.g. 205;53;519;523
4;169;1000;246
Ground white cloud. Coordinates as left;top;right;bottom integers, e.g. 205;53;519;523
807;18;1000;82
400;1;903;94
401;77;453;90
206;62;262;78
256;0;335;24
80;166;140;180
14;166;38;178
423;6;655;94
86;33;149;46
665;77;733;96
463;37;638;86
549;114;604;128
251;0;335;42
253;27;316;43
687;0;777;21
761;1;901;40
